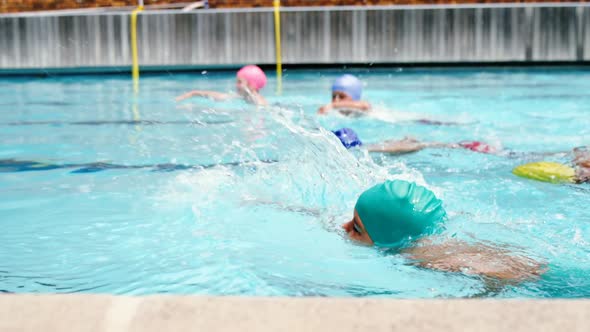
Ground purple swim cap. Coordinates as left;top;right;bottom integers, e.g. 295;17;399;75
332;128;362;149
332;74;362;101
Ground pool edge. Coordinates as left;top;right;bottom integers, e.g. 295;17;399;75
0;294;588;331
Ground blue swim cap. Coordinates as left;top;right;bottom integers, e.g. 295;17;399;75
332;128;362;149
355;180;446;248
332;74;362;101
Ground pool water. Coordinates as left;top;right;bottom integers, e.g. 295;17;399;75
1;68;589;298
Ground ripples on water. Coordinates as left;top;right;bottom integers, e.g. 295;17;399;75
0;69;589;297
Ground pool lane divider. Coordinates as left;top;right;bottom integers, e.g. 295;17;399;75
131;5;144;94
0;159;279;174
273;0;283;95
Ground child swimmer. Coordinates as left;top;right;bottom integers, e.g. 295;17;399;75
332;128;496;155
343;180;545;283
333;128;590;184
176;65;268;106
318;74;476;126
513;146;590;184
318;74;371;115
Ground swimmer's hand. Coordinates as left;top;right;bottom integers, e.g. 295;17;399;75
367;137;432;154
317;104;332;114
250;93;268;107
175;90;232;102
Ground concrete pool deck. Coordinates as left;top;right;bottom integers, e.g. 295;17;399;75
0;295;588;331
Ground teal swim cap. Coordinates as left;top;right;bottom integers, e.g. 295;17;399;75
355;180;446;247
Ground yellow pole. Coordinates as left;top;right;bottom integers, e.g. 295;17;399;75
131;5;144;94
131;4;144;132
273;0;282;95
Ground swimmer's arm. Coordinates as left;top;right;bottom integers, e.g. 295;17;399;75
332;100;371;111
366;137;453;154
428;142;460;149
317;101;371;114
403;238;547;283
175;90;233;102
241;199;322;217
367;142;426;154
253;94;268;107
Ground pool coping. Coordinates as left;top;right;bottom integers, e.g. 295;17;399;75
1;294;588;331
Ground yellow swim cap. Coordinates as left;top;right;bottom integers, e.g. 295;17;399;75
512;161;575;183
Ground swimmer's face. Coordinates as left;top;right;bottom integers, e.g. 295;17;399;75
236;77;253;95
342;209;373;245
332;91;353;102
574;146;590;167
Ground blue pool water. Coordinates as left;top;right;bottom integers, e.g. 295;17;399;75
1;68;589;298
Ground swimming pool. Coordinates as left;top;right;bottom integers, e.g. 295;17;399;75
1;68;589;298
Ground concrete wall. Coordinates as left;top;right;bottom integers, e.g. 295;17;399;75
0;4;589;71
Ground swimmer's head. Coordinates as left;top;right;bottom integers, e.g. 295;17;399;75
332;74;362;101
236;65;267;94
342;180;446;247
332;128;362;149
573;146;590;168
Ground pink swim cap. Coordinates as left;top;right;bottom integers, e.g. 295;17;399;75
459;141;495;154
236;65;267;91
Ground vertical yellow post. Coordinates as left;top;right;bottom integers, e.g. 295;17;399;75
131;5;144;94
273;0;282;95
131;4;144;132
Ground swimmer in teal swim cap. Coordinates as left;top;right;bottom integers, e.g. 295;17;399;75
342;179;546;283
342;180;446;247
318;74;371;115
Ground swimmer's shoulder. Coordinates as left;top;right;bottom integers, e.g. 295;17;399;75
337;108;367;117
